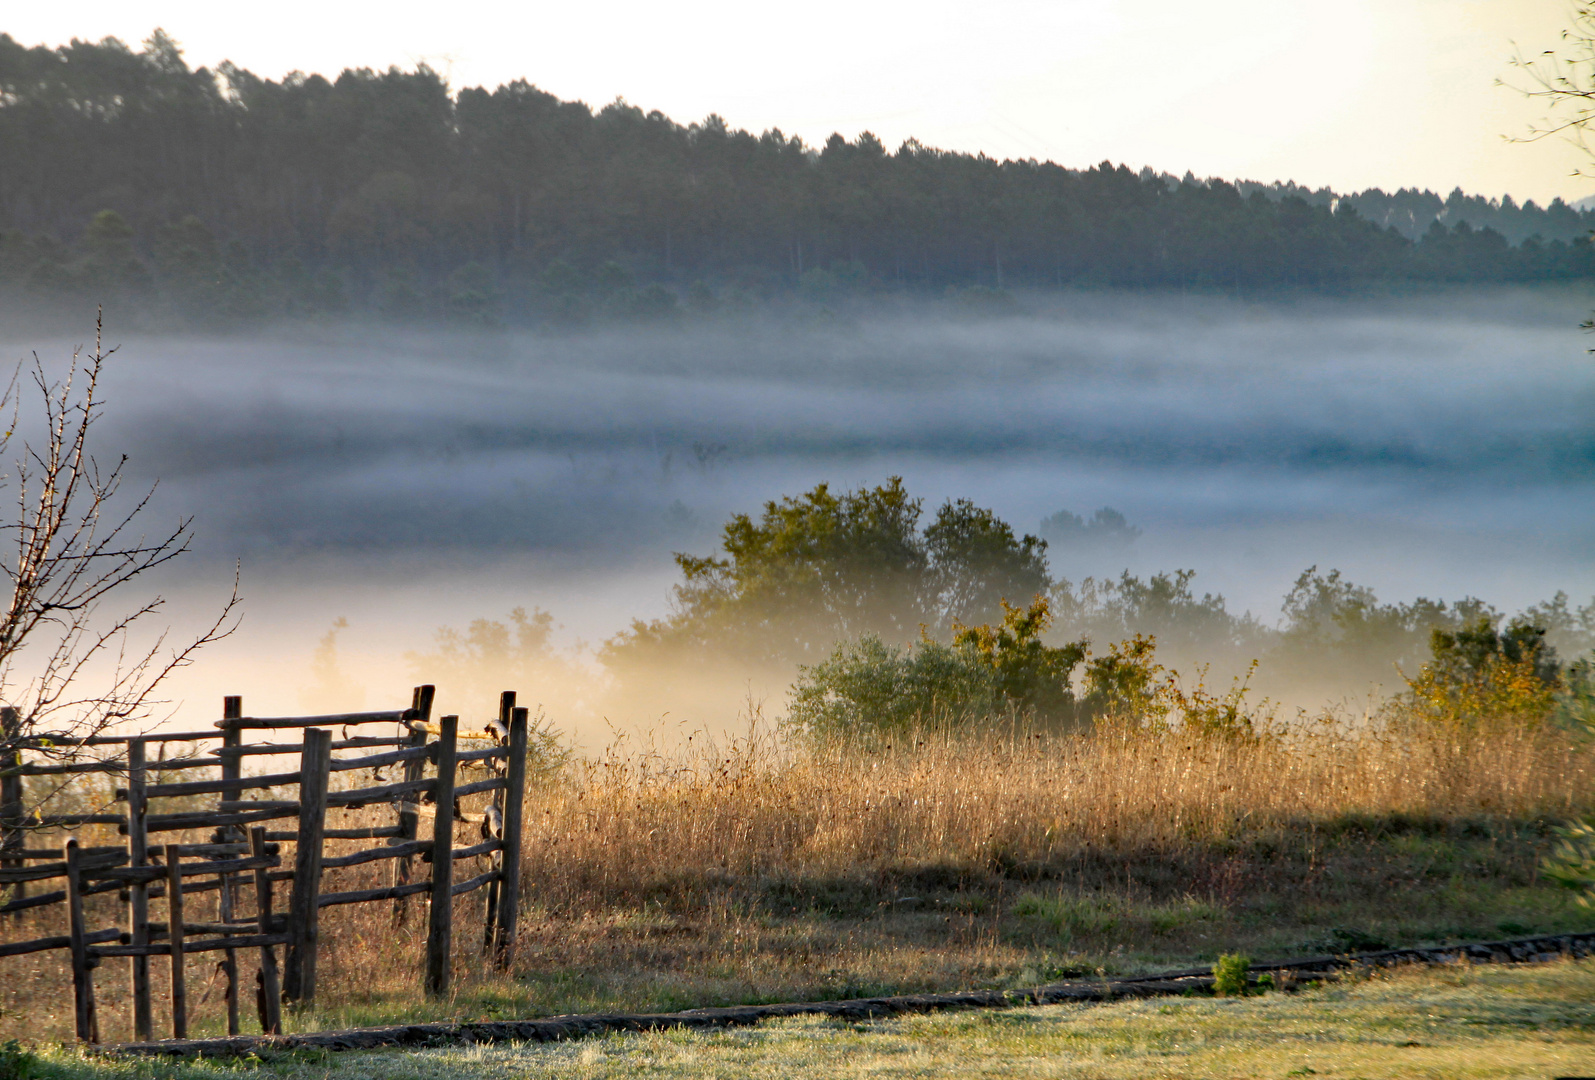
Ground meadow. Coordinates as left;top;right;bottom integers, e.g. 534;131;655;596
0;293;1592;1070
3;707;1590;1048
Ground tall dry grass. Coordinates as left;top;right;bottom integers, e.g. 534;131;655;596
519;716;1595;910
3;713;1592;1043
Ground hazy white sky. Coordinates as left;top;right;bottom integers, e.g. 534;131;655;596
7;0;1592;205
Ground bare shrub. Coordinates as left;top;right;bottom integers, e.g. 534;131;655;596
0;313;237;800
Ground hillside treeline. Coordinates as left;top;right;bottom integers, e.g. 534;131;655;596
3;31;1594;324
1230;180;1594;246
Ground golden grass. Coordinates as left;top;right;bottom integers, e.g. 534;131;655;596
2;717;1593;1046
520;717;1594;910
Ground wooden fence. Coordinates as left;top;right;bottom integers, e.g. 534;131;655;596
0;684;530;1042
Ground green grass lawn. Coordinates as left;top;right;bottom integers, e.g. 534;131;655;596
25;957;1595;1079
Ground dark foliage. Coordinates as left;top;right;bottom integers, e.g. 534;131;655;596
3;32;1593;325
603;479;1054;671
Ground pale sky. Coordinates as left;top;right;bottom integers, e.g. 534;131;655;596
7;0;1592;206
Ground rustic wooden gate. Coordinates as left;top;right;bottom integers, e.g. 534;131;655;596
0;685;531;1042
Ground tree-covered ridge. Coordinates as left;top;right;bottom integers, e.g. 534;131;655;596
1226;179;1594;246
2;31;1592;325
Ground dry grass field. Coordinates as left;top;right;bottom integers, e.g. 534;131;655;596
1;711;1592;1055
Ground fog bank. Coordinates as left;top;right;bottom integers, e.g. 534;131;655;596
4;287;1591;739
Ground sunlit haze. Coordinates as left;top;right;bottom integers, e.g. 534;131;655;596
5;289;1592;738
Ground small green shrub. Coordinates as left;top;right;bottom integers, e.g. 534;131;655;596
787;598;1089;738
1077;634;1272;739
1542;818;1595;906
1211;952;1252;996
0;1040;40;1080
787;634;1002;737
951;597;1086;719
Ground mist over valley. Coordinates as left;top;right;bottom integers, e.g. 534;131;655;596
5;285;1588;738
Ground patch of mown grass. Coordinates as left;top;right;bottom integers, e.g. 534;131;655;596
27;958;1595;1079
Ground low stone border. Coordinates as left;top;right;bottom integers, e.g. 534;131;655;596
110;930;1595;1057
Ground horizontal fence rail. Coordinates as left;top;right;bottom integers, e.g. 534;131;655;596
0;685;532;1044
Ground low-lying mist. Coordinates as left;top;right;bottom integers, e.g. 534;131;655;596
3;286;1591;745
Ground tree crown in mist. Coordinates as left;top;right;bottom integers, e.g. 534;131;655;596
603;478;1595;711
604;478;1057;670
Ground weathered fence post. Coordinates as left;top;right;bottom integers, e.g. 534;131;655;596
1;707;24;918
64;839;99;1043
0;696;478;1039
392;685;434;923
216;695;242;1035
482;691;514;953
249;826;282;1035
493;705;530;969
166;844;187;1039
426;714;459;997
126;738;153;1040
284;726;332;1004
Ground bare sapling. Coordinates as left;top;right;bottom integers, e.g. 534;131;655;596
0;310;239;816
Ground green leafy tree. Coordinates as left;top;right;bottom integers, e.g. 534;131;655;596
604;478;1056;673
606;478;930;670
1076;634;1162;719
926;499;1050;632
1392;614;1561;734
1425;615;1559;689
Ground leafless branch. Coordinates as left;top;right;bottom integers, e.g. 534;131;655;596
1501;7;1595;176
0;311;241;818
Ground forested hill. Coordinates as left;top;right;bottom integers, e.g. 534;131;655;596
3;31;1593;326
